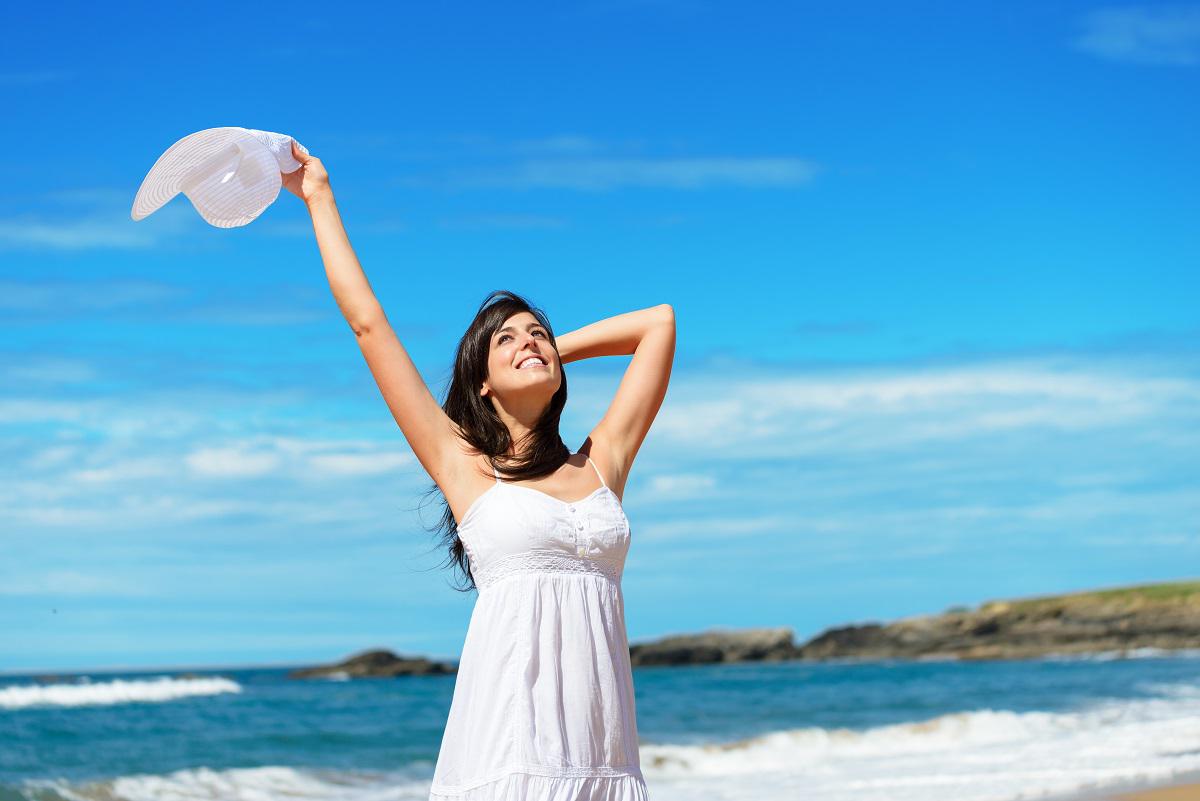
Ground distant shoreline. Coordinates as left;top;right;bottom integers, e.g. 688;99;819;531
5;643;1197;680
8;577;1198;676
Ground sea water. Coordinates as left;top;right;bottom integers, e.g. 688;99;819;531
2;649;1199;801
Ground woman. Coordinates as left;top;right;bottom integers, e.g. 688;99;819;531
283;141;675;800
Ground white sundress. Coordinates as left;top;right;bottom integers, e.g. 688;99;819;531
428;454;648;801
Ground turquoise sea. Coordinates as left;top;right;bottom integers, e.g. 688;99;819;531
3;651;1200;801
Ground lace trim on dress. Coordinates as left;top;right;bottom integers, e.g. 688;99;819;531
430;763;646;794
473;550;622;590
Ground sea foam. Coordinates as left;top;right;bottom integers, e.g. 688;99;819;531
21;765;434;801
637;679;1200;800
0;675;242;709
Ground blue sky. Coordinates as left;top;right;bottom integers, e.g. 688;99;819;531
1;1;1198;673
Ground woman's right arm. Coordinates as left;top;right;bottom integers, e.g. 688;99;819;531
289;145;463;489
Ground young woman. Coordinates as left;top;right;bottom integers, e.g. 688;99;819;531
283;142;675;800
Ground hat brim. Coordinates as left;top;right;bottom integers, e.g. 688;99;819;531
132;127;253;221
132;126;288;227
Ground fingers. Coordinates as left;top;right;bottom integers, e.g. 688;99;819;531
291;138;313;162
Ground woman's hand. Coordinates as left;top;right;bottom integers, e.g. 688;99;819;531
281;139;332;205
554;305;674;363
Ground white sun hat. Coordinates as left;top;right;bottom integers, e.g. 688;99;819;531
131;127;309;228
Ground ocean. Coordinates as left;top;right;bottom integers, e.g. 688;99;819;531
3;649;1199;801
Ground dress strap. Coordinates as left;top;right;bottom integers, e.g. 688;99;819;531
584;455;609;489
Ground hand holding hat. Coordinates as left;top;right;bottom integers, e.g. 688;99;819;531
281;139;332;205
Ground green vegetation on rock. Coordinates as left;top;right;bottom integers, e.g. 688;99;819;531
979;579;1200;614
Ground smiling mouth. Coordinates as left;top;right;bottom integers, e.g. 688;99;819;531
516;356;548;370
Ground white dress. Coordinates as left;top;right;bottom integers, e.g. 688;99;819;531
429;455;648;801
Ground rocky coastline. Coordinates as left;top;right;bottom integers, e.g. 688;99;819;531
288;648;457;678
631;579;1200;665
287;579;1200;677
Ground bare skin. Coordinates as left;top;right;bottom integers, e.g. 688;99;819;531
283;140;676;524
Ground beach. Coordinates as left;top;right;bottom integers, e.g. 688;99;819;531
1062;770;1200;801
1109;778;1200;801
1115;782;1200;800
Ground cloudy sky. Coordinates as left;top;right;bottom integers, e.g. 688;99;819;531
1;1;1197;672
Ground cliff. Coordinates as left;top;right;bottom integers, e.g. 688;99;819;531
629;626;797;666
629;579;1200;665
794;579;1200;661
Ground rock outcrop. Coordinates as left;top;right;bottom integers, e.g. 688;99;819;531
794;579;1200;661
289;648;457;679
629;626;800;666
625;580;1200;665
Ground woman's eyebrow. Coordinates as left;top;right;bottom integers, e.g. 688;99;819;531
496;323;545;335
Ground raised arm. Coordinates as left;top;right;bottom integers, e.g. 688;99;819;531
285;142;462;489
556;304;675;496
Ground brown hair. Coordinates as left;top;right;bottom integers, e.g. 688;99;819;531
419;290;572;591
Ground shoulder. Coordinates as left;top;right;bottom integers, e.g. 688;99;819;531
439;433;497;522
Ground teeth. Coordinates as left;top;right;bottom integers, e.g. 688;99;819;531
518;357;545;369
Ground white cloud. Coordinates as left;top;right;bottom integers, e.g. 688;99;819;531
25;445;82;470
70;457;172;484
510;135;605;155
0;216;162;250
1;351;1196;561
3;358;96;384
439;132;611;158
306;451;413;476
643;472;717;499
436;214;568;230
439;156;819;191
0;279;185;313
0;570;155;597
0;398;92;424
186;448;281;478
1073;5;1200;66
0;190;199;251
0;277;330;329
1019;486;1200;522
636;513;793;543
4;493;382;530
29;435;412;491
255;219;407;238
1085;530;1200;547
647;358;1199;456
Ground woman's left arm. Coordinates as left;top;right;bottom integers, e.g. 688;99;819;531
554;304;676;492
555;304;674;364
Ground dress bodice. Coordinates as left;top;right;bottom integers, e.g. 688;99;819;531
456;458;633;591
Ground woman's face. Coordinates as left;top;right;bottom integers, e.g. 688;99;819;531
481;311;561;404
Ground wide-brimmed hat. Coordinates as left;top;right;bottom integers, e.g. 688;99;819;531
131;127;309;228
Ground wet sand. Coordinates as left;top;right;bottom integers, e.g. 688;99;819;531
1065;771;1200;801
1107;781;1200;800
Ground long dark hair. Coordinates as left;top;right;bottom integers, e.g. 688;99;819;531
421;290;572;591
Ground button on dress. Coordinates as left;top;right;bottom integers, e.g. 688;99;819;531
429;455;648;800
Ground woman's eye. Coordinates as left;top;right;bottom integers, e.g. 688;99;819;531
499;330;545;344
